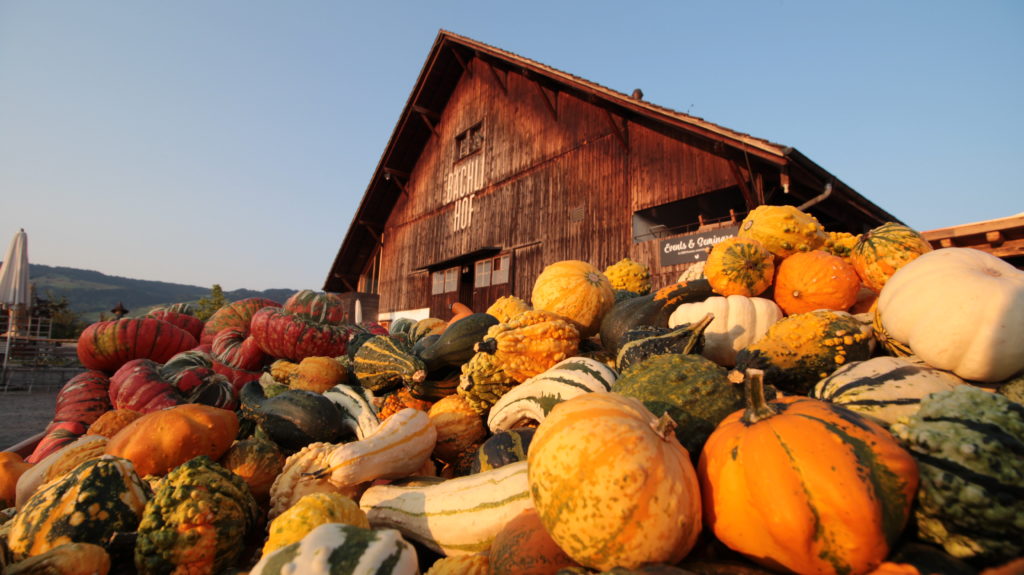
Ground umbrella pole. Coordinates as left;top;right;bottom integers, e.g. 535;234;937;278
1;310;11;389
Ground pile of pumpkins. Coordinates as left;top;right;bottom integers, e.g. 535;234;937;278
0;204;1022;575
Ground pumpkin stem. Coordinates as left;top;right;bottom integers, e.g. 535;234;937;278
680;312;714;355
740;369;778;424
650;412;678;441
474;338;498;355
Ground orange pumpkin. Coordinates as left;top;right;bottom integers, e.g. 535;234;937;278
104;403;239;476
530;260;614;338
489;508;580;575
699;369;919;575
773;250;861;315
0;452;33;508
527;392;702;571
428;394;487;465
704;237;775;297
85;408;143;437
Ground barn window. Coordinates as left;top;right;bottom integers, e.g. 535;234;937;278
632;187;747;242
474;254;510;287
455;122;484;161
431;267;461;295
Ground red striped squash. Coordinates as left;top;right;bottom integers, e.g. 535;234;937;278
199;297;280;345
211;327;266;371
145;309;204;340
527;392;702;571
77;318;197;373
699;369;919;575
249;307;354;362
283;289;348;324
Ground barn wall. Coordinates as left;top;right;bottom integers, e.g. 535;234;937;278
374;56;771;316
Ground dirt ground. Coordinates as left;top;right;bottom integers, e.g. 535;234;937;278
0;390;59;451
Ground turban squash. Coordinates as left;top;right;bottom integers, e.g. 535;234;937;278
249;306;354;362
199;297;280;345
77;317;197;373
699;369;919;575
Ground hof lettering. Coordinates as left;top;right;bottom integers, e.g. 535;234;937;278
658;225;739;267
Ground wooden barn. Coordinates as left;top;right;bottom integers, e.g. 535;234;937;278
323;30;901;322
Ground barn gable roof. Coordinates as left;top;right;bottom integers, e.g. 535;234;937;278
324;30;896;292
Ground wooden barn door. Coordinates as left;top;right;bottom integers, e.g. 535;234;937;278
471;253;513;312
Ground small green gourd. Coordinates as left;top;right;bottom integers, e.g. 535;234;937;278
615;313;713;371
353;335;427;392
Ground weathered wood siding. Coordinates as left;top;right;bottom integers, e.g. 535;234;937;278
375;56;755;316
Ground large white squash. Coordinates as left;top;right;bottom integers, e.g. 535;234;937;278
876;247;1024;382
667;295;782;367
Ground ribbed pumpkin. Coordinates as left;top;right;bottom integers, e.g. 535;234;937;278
704;237;775;297
773;250;862;315
428;394;487;465
250;307;355;362
7;456;150;561
531;260;615;338
737;204;827;258
146;308;204;340
699;369;919;575
211;326;266;371
283;289;348;324
528;393;702;571
353;335;427;393
850;222;933;293
219;437;287;503
77;318;197;373
200;297;280;345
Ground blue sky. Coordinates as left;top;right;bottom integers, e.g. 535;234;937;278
1;1;1021;291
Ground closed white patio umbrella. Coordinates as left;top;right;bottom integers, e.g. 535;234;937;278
1;228;31;380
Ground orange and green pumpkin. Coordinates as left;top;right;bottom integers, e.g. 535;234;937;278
134;455;260;575
7;456;150;561
527;392;702;571
699;369;919;575
850;222;933;293
531;259;615;338
489;508;580;575
704;237;775;297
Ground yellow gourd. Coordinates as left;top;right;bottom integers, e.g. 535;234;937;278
270;356;347;392
262;492;369;556
474;310;580;382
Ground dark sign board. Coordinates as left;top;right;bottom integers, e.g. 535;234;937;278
659;225;740;267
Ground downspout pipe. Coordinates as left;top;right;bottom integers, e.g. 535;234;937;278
797;182;832;211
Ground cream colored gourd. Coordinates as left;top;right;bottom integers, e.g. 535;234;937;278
876;247;1024;382
318;407;437;489
811;355;968;426
360;460;533;556
668;296;783;367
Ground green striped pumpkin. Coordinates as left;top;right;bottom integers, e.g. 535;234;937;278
890;387;1024;564
250;522;419;575
486;357;617;433
850;222;932;292
7;456;150;561
810;355;966;426
353;335;427;393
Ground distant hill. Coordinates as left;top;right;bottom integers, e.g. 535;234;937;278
22;263;297;321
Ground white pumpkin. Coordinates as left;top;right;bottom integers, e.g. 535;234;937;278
811;355;967;426
667;295;783;367
877;247;1024;382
